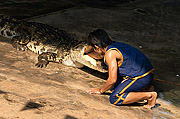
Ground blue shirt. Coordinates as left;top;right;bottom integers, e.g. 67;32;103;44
104;42;153;78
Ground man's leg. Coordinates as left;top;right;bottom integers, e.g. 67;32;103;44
122;92;157;109
109;74;156;108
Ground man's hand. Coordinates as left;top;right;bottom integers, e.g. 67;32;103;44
86;88;101;94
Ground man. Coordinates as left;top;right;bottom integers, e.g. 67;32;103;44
86;29;157;109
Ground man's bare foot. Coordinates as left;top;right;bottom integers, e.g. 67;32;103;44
143;92;157;109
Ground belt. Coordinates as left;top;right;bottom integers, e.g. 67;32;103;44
123;69;155;80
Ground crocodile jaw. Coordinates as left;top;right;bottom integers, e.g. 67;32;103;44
83;55;97;66
70;43;107;73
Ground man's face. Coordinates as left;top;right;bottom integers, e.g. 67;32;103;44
93;45;105;55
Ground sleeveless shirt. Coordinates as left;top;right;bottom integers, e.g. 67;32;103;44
104;42;153;78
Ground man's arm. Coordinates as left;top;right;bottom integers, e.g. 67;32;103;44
99;50;118;93
86;50;119;94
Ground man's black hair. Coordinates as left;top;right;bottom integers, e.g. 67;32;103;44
87;29;113;49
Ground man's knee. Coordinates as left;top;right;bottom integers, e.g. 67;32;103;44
109;95;115;104
109;94;121;105
109;92;129;105
109;95;116;104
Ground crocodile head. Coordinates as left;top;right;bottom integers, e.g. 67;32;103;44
70;42;108;73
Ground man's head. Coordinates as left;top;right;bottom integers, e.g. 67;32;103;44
87;29;113;54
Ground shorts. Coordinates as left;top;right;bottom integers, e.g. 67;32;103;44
109;73;154;105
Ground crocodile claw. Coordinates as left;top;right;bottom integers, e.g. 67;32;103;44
35;60;48;68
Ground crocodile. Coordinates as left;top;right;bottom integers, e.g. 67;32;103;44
0;15;107;73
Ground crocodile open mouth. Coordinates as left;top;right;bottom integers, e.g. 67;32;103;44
70;43;107;73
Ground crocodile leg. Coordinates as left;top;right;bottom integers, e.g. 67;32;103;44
35;52;58;68
11;35;30;51
35;52;49;68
